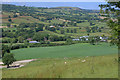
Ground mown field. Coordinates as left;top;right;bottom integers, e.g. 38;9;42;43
2;54;118;78
11;43;117;60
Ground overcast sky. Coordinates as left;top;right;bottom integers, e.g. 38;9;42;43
2;0;106;2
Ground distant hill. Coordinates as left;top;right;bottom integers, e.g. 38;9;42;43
1;4;110;43
50;7;81;10
2;4;101;27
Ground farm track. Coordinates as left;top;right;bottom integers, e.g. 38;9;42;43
0;59;37;69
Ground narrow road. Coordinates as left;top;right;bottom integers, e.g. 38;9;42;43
0;59;37;69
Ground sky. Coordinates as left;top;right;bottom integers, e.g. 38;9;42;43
2;2;107;10
2;0;107;2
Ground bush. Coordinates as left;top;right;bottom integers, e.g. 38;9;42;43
66;39;73;45
11;44;27;50
28;42;71;48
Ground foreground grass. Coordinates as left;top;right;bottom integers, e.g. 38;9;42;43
12;43;118;60
2;54;118;78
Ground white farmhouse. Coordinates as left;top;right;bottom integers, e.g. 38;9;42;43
50;26;55;28
100;36;108;42
80;36;89;41
72;39;79;41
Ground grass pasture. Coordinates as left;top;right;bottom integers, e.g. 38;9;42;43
12;16;49;25
51;19;64;24
12;16;40;24
44;30;65;37
67;32;111;38
12;43;117;60
77;21;90;27
2;54;118;78
3;42;118;78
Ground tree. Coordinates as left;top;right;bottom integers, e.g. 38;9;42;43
90;38;95;45
99;4;104;15
45;26;48;30
41;18;45;22
88;37;95;45
86;27;91;33
49;20;51;23
35;26;43;32
66;29;69;33
2;44;10;57
66;38;72;44
11;38;18;43
24;40;29;48
73;23;77;26
90;22;93;26
87;33;90;36
60;30;65;34
56;27;60;30
7;23;11;27
8;18;12;22
100;1;120;46
18;36;24;43
3;53;16;68
8;15;11;18
14;25;17;27
49;27;56;32
74;29;77;33
13;14;18;18
95;36;100;44
71;30;73;33
98;29;102;32
33;32;49;41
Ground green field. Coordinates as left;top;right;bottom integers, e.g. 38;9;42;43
2;54;118;78
13;16;49;24
3;41;118;78
51;19;64;24
77;21;90;27
12;43;117;60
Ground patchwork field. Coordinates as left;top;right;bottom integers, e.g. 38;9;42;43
11;43;117;60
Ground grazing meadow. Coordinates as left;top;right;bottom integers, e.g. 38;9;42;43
11;43;117;60
2;43;118;78
2;54;118;78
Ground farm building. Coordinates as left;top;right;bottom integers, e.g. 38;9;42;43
50;26;55;28
72;36;108;42
27;38;32;41
80;36;89;38
72;36;89;41
80;36;89;41
29;41;40;43
72;39;79;41
100;36;108;42
16;13;20;16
